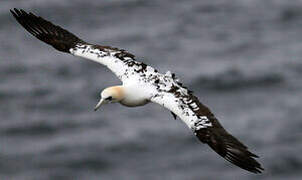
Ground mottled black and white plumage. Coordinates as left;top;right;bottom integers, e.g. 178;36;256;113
10;8;264;173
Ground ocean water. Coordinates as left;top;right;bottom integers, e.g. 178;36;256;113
1;0;302;179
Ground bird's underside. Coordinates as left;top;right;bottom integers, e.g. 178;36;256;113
10;8;264;173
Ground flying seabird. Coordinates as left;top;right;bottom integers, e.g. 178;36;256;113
10;8;264;173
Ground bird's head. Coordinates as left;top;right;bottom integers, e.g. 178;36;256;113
94;86;125;111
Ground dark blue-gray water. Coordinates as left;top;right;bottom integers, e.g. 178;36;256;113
1;0;302;179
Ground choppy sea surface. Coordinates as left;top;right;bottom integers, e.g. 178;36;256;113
1;0;302;179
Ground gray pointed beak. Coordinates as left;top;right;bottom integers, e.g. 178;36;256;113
94;98;105;111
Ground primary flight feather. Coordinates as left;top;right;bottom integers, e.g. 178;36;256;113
10;8;263;173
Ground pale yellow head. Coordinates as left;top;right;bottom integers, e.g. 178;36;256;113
94;86;125;111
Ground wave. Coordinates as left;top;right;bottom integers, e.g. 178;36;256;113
191;69;284;91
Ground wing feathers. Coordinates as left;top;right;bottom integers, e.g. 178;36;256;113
10;8;141;81
192;99;263;173
152;87;263;173
196;124;263;173
10;8;85;52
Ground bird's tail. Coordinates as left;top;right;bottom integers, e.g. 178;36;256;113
10;8;85;53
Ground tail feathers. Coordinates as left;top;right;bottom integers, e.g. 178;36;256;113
10;8;85;53
196;126;264;173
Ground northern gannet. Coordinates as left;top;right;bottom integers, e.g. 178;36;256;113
10;8;264;173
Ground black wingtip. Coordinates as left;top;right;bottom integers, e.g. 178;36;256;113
10;8;19;19
196;126;264;174
10;8;85;53
223;145;264;173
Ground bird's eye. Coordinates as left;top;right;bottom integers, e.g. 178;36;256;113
105;96;113;101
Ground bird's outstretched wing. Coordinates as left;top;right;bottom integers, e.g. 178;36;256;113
10;8;151;82
151;77;264;173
